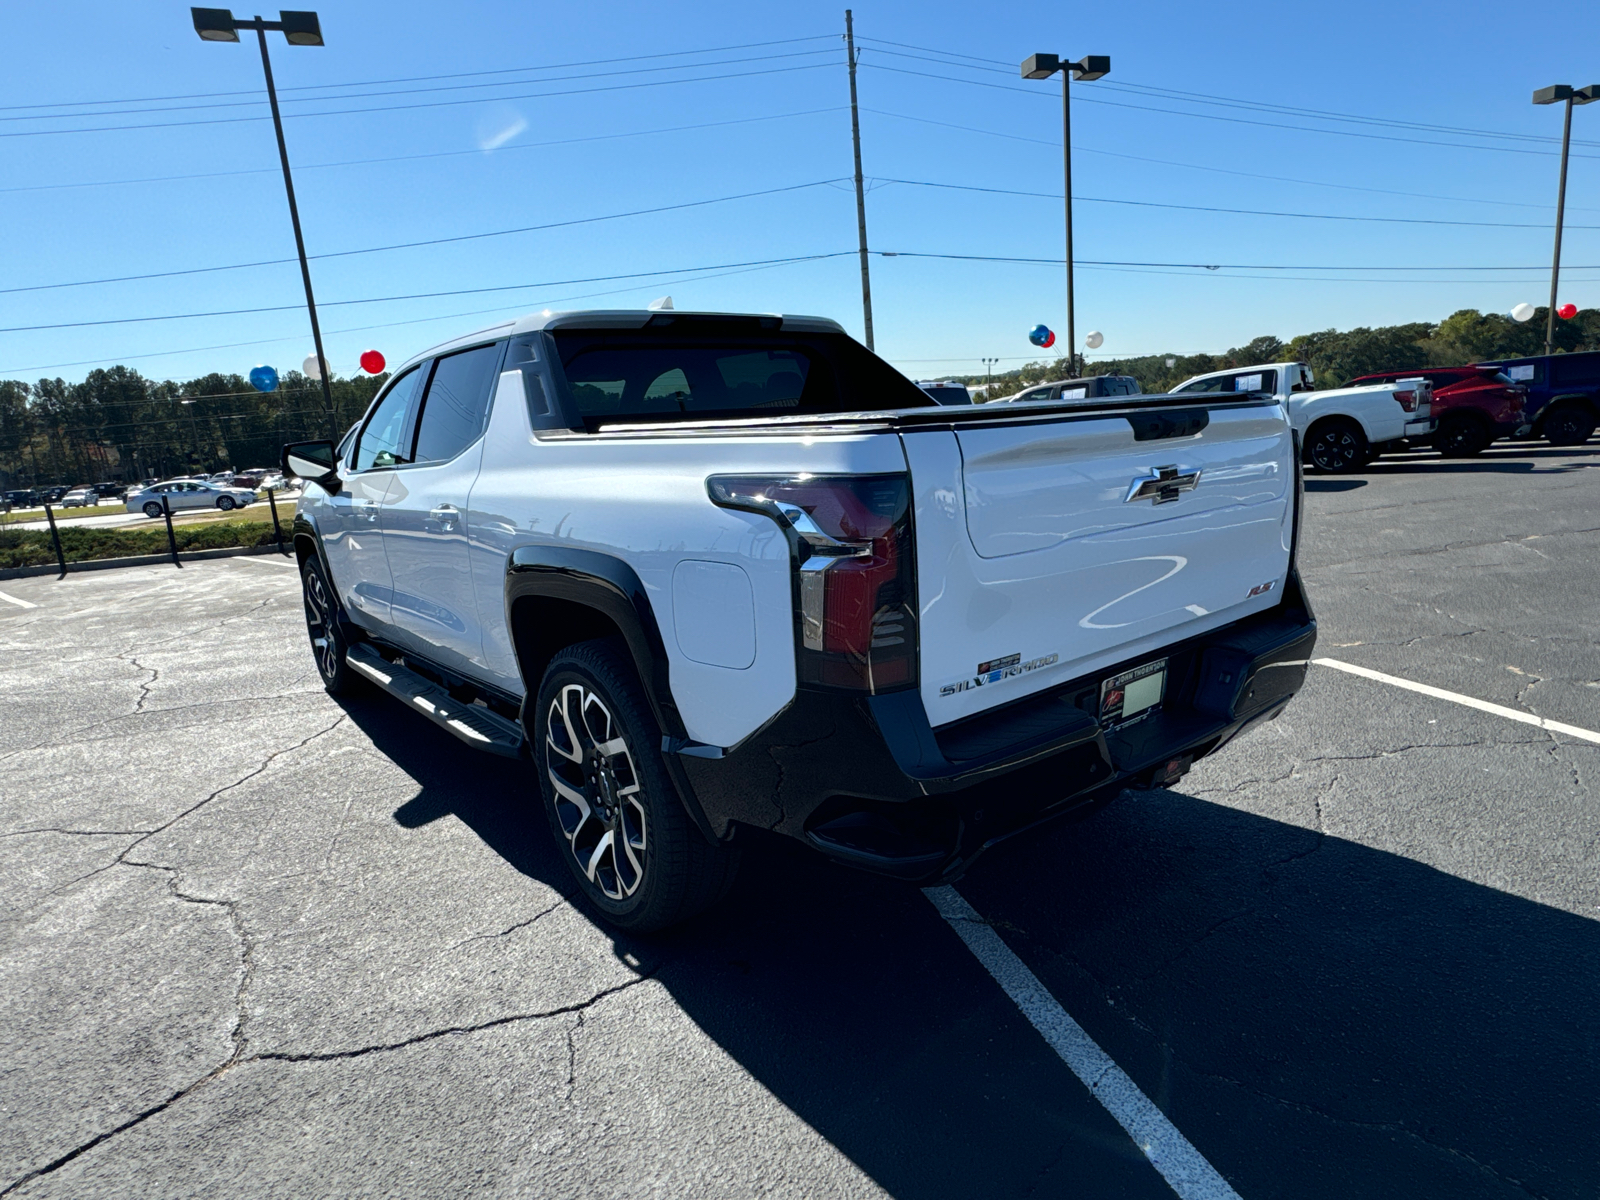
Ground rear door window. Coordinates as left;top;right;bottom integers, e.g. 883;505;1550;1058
413;343;503;463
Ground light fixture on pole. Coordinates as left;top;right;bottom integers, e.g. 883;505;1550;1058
192;8;338;439
981;356;999;401
1022;51;1109;380
1532;83;1598;356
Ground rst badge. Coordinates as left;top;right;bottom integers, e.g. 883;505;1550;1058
940;651;1060;697
1247;580;1275;598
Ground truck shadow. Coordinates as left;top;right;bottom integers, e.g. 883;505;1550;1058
349;699;1600;1200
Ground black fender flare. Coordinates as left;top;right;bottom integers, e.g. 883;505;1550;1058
504;546;721;843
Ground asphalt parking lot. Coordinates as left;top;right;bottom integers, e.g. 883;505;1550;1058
2;442;1597;1199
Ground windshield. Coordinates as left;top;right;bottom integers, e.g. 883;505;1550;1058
553;328;934;430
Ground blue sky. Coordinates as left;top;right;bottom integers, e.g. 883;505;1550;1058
3;0;1598;385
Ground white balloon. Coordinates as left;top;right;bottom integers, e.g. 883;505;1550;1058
302;353;323;379
1510;303;1536;323
1084;330;1104;349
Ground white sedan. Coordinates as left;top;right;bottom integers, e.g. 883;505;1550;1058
126;479;258;518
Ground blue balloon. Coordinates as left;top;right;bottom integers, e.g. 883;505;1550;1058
1028;324;1056;348
249;364;279;393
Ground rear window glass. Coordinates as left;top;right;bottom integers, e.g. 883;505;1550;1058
553;329;933;429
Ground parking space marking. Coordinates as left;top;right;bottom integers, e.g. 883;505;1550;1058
0;589;38;609
1315;657;1600;745
924;885;1244;1200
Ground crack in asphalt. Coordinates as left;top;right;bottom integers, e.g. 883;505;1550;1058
0;974;656;1196
254;972;655;1064
447;897;571;951
22;714;349;912
1173;1060;1556;1200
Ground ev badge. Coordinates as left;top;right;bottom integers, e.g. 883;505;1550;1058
1125;464;1201;505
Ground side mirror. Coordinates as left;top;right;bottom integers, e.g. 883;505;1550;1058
282;440;341;495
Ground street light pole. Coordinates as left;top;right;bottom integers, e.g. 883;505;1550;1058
1533;84;1598;356
192;8;338;439
981;356;998;400
1022;53;1109;380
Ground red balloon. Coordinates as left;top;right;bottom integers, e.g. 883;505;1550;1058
359;349;386;373
1042;330;1057;348
1558;303;1578;320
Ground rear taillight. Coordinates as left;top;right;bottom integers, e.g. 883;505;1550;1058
1393;390;1417;412
708;473;917;692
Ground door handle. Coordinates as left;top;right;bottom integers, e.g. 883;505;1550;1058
352;498;381;523
429;504;460;531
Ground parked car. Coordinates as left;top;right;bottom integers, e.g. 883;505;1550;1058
127;479;258;517
1348;367;1528;456
1170;361;1435;473
915;380;973;405
285;307;1315;931
1470;351;1599;446
994;375;1142;403
60;487;100;508
3;489;41;508
38;486;70;504
90;481;127;499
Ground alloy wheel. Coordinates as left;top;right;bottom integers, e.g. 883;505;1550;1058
302;567;341;682
545;683;648;899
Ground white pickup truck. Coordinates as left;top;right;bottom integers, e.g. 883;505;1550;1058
285;310;1316;930
1171;360;1435;473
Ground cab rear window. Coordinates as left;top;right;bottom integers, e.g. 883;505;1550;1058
552;328;934;430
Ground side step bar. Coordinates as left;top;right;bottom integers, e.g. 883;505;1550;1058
347;643;525;758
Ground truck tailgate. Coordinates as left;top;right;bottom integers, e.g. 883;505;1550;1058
903;400;1294;726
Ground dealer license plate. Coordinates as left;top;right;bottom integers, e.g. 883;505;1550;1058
1099;658;1167;727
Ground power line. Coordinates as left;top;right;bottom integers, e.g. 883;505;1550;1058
0;178;848;295
0;46;840;124
0;252;854;334
874;176;1600;231
0;61;836;140
860;107;1600;215
0;34;837;113
854;38;1600;151
0;106;844;196
1;254;844;377
875;249;1600;279
858;61;1600;161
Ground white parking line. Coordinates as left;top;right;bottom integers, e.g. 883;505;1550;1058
0;589;38;609
1315;658;1600;745
924;885;1243;1200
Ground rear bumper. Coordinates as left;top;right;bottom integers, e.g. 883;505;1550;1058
676;573;1317;880
1403;418;1437;437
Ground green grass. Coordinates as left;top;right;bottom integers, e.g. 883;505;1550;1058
0;519;289;569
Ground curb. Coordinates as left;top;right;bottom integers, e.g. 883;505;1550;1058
0;543;295;581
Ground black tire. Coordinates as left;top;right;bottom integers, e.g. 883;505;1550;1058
301;555;363;696
1305;418;1369;474
1434;412;1492;457
217;495;236;511
143;501;163;518
1542;404;1596;447
535;637;739;933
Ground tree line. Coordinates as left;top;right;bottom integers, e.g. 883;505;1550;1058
0;367;386;488
964;306;1600;397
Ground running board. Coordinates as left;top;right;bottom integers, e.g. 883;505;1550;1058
347;643;525;758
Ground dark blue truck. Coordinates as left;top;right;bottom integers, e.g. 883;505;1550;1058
1476;350;1600;445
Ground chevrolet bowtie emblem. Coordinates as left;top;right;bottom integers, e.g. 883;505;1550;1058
1125;465;1201;505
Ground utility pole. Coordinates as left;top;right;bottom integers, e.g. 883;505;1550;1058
845;10;875;351
982;356;999;401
